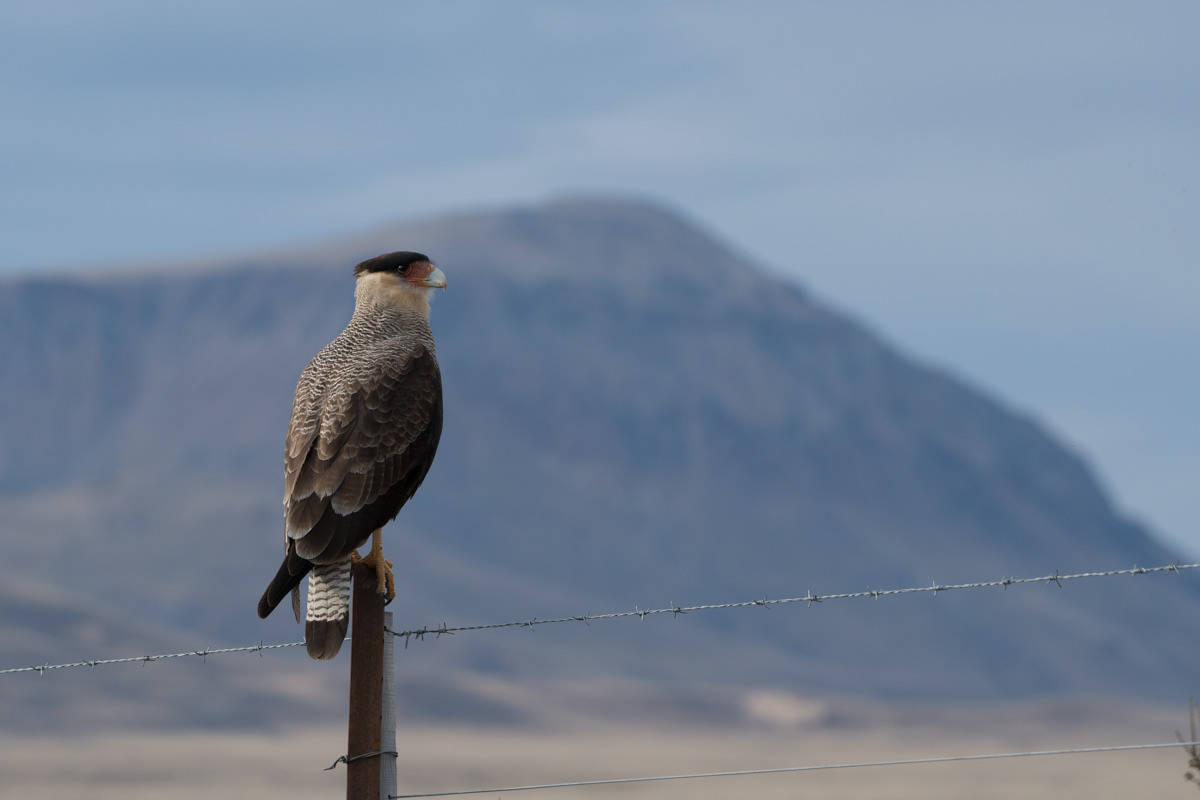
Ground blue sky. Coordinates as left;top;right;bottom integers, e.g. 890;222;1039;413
2;1;1197;554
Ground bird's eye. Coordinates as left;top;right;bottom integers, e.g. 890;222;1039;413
397;264;410;274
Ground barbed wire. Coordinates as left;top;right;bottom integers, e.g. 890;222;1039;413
2;561;1196;676
389;740;1200;797
387;561;1200;644
0;640;305;676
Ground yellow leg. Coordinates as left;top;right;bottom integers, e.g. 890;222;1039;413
351;529;396;603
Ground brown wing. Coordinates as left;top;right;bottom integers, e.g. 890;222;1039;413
284;345;442;563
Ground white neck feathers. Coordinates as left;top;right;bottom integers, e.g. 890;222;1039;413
354;271;432;316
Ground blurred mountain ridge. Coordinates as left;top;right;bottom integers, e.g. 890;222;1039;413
1;196;1196;731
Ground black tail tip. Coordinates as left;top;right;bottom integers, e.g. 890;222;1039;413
306;618;349;660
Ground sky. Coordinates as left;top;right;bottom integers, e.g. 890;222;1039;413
1;1;1196;555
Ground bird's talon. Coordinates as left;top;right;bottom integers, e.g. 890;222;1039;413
356;530;397;603
377;558;396;603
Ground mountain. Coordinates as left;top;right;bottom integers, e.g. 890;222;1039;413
1;197;1196;727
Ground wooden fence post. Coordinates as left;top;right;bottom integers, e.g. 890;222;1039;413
347;560;385;800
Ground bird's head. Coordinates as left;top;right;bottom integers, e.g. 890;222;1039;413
353;251;447;312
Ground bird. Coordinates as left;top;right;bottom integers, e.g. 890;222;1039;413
257;251;446;659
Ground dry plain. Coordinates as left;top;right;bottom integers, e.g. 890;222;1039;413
1;682;1192;799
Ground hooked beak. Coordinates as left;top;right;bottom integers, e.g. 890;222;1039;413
407;262;447;290
425;266;447;290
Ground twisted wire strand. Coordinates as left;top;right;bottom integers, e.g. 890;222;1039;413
0;641;305;675
387;562;1199;643
389;740;1200;797
3;561;1196;675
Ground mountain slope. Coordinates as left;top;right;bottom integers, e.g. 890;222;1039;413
0;578;340;732
0;197;1195;708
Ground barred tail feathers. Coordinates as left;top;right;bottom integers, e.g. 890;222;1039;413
305;557;353;659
